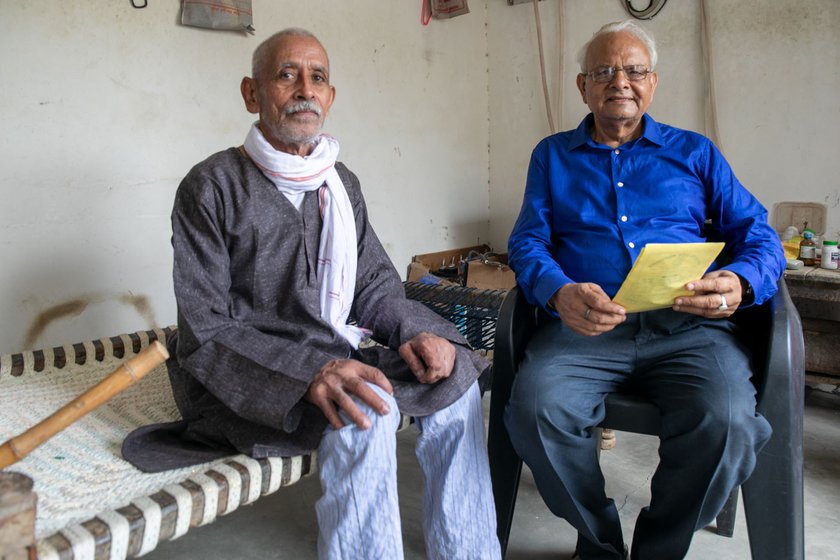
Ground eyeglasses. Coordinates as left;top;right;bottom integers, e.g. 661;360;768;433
583;65;652;83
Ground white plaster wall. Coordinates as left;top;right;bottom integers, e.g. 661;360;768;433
0;1;491;353
487;0;840;251
2;0;838;354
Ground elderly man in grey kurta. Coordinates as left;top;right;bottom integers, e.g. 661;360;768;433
122;28;500;560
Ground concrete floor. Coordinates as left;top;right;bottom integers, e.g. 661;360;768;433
144;387;839;559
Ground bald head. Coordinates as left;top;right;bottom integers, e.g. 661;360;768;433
251;28;328;84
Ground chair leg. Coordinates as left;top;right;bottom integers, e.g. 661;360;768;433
490;452;523;558
488;386;524;558
715;487;738;537
741;429;805;560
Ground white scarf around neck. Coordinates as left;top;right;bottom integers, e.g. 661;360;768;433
244;123;366;348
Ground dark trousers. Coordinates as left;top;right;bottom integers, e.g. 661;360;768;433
504;309;772;560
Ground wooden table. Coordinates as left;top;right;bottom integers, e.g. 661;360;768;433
783;266;840;382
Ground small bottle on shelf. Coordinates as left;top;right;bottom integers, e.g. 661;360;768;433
820;240;839;270
799;230;816;266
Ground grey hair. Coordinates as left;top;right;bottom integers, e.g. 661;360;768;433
251;28;325;82
577;20;658;72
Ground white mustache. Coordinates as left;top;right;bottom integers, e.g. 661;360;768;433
285;101;322;116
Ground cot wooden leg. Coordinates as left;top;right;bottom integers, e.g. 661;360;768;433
0;472;37;560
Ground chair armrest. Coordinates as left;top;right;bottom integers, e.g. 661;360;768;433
753;279;805;463
489;286;537;423
758;280;805;411
493;287;537;387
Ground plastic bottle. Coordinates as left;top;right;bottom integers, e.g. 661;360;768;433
799;231;816;266
820;240;839;270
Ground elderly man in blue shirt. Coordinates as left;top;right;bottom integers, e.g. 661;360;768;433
505;20;785;560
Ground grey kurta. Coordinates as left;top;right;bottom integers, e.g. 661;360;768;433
123;148;488;471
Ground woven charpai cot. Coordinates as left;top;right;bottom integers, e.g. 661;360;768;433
0;284;499;559
0;328;324;560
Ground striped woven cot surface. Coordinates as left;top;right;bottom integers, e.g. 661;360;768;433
0;328;341;560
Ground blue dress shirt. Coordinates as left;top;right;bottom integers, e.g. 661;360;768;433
508;113;785;310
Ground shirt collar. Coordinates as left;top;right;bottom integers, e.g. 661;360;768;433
639;114;664;146
569;113;664;150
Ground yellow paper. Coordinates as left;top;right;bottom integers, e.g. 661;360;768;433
613;242;725;312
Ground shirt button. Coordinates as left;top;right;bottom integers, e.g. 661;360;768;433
628;242;635;248
617;182;624;187
614;149;620;155
621;216;628;222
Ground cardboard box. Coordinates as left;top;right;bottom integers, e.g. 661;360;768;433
407;244;489;284
410;245;490;274
465;254;516;291
406;261;459;285
407;244;516;291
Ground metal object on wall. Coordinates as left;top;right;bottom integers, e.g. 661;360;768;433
623;0;669;20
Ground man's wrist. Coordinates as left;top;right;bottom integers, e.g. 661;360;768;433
546;288;562;312
738;275;754;305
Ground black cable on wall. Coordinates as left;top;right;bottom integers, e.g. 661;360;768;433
623;0;668;20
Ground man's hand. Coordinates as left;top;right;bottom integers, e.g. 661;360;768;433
304;359;394;430
399;332;456;384
550;283;627;336
673;270;742;318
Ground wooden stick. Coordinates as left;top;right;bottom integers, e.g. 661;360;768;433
0;340;169;470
